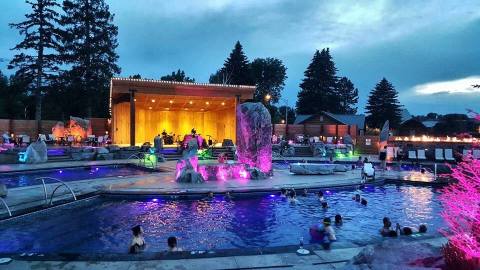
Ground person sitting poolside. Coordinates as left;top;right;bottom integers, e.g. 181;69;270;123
334;214;343;226
129;225;146;254
356;156;363;168
167;236;183;252
317;191;325;202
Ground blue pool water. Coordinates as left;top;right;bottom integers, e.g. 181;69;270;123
0;184;445;254
0;165;153;189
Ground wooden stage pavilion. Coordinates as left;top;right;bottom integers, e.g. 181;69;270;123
109;78;255;146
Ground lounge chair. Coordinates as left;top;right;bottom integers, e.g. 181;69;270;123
362;163;375;180
435;149;444;161
39;134;47;141
417;149;427;160
473;149;480;159
444;149;455;162
408;150;417;160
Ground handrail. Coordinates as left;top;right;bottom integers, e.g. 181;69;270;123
0;197;12;216
127;153;142;166
128;152;156;168
35;177;77;205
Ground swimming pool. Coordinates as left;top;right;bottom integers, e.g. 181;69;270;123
0;184;445;254
0;164;155;189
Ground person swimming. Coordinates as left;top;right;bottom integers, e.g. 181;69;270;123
225;191;233;201
419;224;427;233
167;236;183;252
353;194;361;202
280;188;287;198
129;225;146;254
301;188;308;197
311;217;336;249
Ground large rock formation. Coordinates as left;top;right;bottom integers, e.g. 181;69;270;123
176;137;205;183
236;102;272;175
24;140;48;164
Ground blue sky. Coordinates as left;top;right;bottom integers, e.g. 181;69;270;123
1;0;479;115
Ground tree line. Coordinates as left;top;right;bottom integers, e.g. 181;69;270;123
2;0;120;122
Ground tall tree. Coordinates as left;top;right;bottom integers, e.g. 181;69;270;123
60;0;120;117
0;73;30;119
161;69;195;82
9;0;62;123
336;76;359;114
250;58;287;103
209;41;252;85
296;48;339;114
365;78;402;129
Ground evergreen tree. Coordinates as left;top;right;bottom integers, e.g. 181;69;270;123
365;78;403;129
209;41;252;85
60;0;120;117
129;74;141;79
336;77;359;114
250;58;287;103
278;105;296;124
9;0;62;123
296;48;339;114
161;69;195;82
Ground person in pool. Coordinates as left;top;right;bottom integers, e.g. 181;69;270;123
321;201;328;209
225;191;234;201
352;194;361;202
317;191;325;202
280;188;288;198
167;236;183;252
301;188;308;197
380;217;392;236
288;189;298;203
334;214;343;226
419;224;427;233
129;225;146;254
361;198;368;206
312;217;336;249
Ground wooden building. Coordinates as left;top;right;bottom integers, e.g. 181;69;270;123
109;78;255;146
281;111;365;141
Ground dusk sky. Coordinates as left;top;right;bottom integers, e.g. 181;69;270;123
1;0;479;115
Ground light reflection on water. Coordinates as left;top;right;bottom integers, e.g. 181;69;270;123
0;185;446;253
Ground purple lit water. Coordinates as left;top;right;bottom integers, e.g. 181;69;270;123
0;165;152;188
0;185;445;254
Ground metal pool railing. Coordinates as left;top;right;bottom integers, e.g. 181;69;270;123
0;197;12;216
35;177;77;206
127;152;157;168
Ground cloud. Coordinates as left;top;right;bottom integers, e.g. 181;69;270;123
413;76;480;95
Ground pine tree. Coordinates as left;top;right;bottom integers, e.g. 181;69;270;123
365;78;403;129
209;41;252;85
337;77;359;114
296;48;339;114
0;73;30;119
161;69;195;82
9;0;62;123
250;58;287;103
60;0;120;117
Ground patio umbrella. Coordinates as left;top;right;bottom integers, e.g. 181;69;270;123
379;120;389;143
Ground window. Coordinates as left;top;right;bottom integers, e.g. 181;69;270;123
365;138;371;146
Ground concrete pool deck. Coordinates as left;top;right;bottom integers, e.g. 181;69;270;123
0;159;437;217
0;236;448;270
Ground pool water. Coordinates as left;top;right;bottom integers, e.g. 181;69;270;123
0;184;445;254
0;165;153;188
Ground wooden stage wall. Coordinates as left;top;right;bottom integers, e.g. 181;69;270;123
113;102;236;145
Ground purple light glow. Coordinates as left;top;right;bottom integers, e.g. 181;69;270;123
269;194;276;198
152;198;159;202
59;170;63;173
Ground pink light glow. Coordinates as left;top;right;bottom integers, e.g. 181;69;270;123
440;155;480;259
216;166;228;181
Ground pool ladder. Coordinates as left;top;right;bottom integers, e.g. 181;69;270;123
127;153;157;168
35;177;77;206
0;197;12;217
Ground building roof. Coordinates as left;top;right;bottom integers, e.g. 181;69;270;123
110;77;255;101
294;112;366;128
293;114;313;124
400;109;413;123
